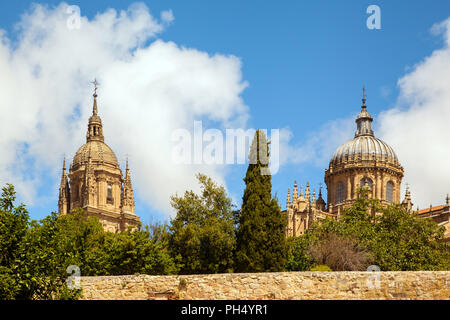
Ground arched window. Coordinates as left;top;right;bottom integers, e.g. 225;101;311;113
336;182;346;203
360;177;373;190
107;184;113;203
386;181;394;203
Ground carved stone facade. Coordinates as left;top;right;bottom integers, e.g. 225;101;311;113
416;195;450;241
285;92;449;239
285;182;336;237
58;89;140;233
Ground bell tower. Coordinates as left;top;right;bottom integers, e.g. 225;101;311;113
58;80;140;232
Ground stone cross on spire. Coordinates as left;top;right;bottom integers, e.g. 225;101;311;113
90;79;99;115
86;80;104;142
362;86;367;107
91;78;99;96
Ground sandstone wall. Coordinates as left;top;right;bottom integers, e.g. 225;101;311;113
80;271;449;300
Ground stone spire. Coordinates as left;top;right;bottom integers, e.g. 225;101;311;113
287;188;291;209
305;181;311;204
312;188;316;209
293;181;298;202
402;184;413;212
86;79;104;143
58;158;70;214
355;87;374;137
121;158;135;214
316;185;326;211
446;194;449;206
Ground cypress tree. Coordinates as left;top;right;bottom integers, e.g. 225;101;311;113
235;130;286;272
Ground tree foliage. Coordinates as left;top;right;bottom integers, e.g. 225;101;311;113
0;184;177;300
0;184;80;299
286;188;450;271
86;223;177;276
235;130;287;272
169;173;236;274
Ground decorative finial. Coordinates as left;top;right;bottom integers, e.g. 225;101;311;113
90;79;100;116
405;183;410;196
446;194;449;206
362;86;367;107
62;156;66;171
91;78;99;97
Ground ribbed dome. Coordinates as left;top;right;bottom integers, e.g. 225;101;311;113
72;140;120;168
329;93;401;168
330;135;400;166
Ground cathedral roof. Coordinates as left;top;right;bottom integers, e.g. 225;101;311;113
329;89;401;168
72;82;120;170
330;135;400;166
73;140;120;169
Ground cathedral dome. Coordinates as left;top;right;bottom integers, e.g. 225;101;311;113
330;135;400;166
72;140;120;169
329;93;401;169
323;90;403;214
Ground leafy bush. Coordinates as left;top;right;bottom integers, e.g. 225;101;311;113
310;265;332;272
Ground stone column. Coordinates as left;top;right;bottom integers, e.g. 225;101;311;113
347;175;351;201
376;173;381;200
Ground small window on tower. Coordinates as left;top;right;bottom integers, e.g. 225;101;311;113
336;182;346;203
386;181;394;203
107;184;113;204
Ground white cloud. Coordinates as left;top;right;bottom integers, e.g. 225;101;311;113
378;17;450;209
279;118;354;168
161;9;174;25
0;2;249;217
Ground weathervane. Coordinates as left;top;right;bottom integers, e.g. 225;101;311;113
362;86;367;106
91;78;100;96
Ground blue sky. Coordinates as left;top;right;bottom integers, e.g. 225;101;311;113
1;1;450;224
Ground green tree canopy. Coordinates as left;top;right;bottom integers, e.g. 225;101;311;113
0;184;178;300
169;173;236;274
0;184;80;299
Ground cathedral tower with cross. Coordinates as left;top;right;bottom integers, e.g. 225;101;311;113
286;89;449;239
58;80;140;233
